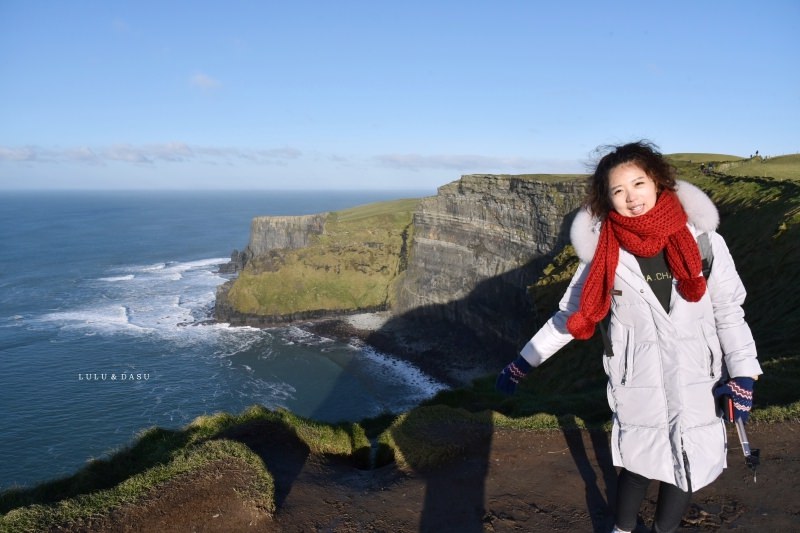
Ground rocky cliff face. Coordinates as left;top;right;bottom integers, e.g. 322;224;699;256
245;213;327;261
220;213;328;273
393;174;587;351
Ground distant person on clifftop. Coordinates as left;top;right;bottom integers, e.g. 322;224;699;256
496;141;762;533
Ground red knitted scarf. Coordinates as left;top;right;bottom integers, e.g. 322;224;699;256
566;189;706;340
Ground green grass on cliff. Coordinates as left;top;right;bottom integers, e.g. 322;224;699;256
715;154;800;180
0;406;368;532
668;153;744;163
0;439;271;533
670;153;800;180
226;197;418;316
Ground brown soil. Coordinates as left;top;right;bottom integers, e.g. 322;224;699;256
57;422;799;532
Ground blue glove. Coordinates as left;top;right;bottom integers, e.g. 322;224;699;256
495;356;533;395
714;377;755;423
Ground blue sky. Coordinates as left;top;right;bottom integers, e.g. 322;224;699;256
1;1;798;191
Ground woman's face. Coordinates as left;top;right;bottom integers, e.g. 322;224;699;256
608;163;658;217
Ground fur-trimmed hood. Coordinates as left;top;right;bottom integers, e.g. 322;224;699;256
570;180;719;263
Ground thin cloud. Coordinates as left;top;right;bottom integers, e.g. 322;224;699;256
0;143;302;167
245;147;302;163
190;73;221;90
375;153;582;173
64;146;102;165
0;146;42;162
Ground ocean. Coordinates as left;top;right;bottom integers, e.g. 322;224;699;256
0;189;444;490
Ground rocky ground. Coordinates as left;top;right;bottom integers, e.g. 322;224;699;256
56;313;800;532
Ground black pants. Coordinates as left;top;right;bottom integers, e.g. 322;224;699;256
615;469;692;533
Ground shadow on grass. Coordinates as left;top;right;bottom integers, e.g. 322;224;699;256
215;418;310;508
384;406;495;532
0;426;193;514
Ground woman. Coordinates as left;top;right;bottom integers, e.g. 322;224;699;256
496;141;762;533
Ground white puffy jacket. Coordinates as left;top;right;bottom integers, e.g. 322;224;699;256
520;181;763;491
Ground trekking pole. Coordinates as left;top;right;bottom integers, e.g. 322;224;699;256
723;395;760;483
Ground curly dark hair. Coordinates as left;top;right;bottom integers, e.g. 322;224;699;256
585;140;677;218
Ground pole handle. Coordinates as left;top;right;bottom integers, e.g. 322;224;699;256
721;394;734;423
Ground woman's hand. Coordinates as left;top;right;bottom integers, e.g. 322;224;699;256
714;377;755;423
495;356;533;395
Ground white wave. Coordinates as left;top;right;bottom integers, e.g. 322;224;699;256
173;257;229;270
34;256;260;348
358;344;448;400
98;275;135;282
245;379;295;404
280;326;334;346
136;262;167;272
41;305;151;333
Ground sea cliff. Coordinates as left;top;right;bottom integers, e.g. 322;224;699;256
214;174;588;379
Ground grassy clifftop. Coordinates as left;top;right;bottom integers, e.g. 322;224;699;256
225;197;418;317
714;153;800;179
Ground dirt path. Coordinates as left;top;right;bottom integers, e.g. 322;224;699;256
60;422;799;532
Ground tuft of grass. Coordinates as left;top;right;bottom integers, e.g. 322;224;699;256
750;400;800;423
280;410;370;460
377;405;494;471
491;411;584;430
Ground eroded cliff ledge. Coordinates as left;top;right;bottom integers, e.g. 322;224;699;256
221;213;328;274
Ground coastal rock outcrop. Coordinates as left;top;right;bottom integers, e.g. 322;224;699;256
218;214;327;274
246;214;327;257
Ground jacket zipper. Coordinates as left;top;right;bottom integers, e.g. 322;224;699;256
709;351;715;378
622;355;628;385
682;449;692;491
621;329;632;385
